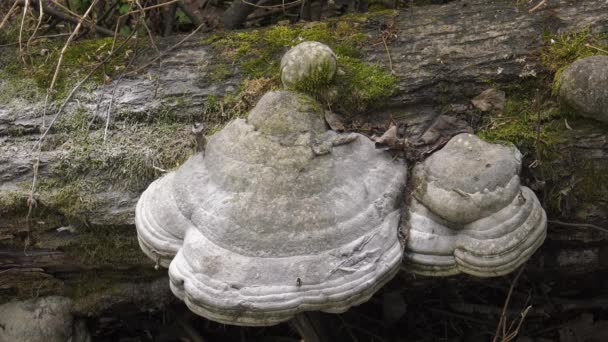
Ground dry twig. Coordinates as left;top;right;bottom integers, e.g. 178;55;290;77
528;0;547;13
129;21;210;75
0;1;20;29
25;0;44;64
585;43;608;54
492;266;526;342
18;0;31;64
548;220;608;234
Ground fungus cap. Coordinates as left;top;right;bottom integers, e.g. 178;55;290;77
135;91;406;326
280;41;337;89
404;133;547;277
558;55;608;123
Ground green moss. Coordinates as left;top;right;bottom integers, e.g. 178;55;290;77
207;63;232;82
0;70;42;103
50;110;195;190
53;106;99;133
0;191;28;216
290;60;337;102
539;29;608;92
475;80;608;217
62;225;150;266
477;89;565;156
37;179;103;223
1;36;135;101
335;56;397;113
221;21;367;79
204;15;397;115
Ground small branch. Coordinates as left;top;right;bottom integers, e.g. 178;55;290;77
18;0;31;64
381;34;394;74
16;0;114;36
585;43;608;54
242;0;302;10
492;266;525;342
129;21;210;75
0;1;20;29
123;0;182;16
548;220;608;234
528;0;547;13
26;0;44;65
246;1;304;21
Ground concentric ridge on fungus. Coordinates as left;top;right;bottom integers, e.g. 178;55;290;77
135;91;407;326
404;133;547;277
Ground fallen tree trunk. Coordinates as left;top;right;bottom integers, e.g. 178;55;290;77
1;0;607;339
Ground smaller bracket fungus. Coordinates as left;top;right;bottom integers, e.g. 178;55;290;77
280;41;337;89
404;133;547;277
135;90;407;326
558;55;608;124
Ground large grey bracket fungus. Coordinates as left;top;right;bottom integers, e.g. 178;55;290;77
404;133;547;277
558;55;608;123
135;90;407;326
280;41;337;89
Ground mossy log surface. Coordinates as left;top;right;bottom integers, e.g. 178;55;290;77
1;0;608;325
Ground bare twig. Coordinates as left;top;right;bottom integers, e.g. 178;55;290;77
548;219;608;234
528;0;547;13
242;0;302;10
492;266;525;342
129;21;210;75
50;0;85;20
123;0;182;16
135;0;162;94
15;0;114;36
381;34;394;74
246;1;304;21
40;0;100;131
502;306;531;342
110;0;181;52
585;43;608;54
33;30;136;151
0;1;20;29
103;19;141;143
27;11;136;236
18;0;31;64
25;0;44;64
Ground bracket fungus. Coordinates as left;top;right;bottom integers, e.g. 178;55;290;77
404;133;547;277
135;90;407;326
280;41;337;89
558;55;608;124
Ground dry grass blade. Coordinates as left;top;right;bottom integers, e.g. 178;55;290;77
129;21;210;75
242;0;302;10
0;1;20;29
492;266;526;342
25;0;44;63
18;0;30;64
528;0;547;13
584;43;608;54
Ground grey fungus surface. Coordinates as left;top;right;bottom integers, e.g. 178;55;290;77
0;297;90;342
280;41;337;89
558;55;608;124
404;133;547;277
135;91;407;326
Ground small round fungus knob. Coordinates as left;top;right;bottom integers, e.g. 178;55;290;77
280;41;337;89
